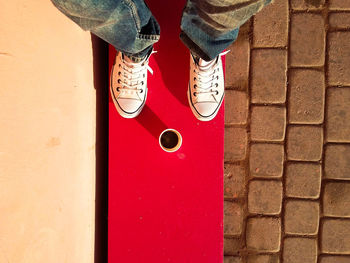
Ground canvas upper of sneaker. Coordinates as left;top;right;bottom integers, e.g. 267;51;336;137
188;51;229;121
110;50;154;118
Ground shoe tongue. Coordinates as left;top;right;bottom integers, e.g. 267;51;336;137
123;54;144;68
198;58;215;69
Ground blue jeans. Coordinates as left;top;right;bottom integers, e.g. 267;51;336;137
51;0;271;62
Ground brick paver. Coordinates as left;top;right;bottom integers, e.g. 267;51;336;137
251;106;286;141
284;200;319;235
250;143;284;178
326;88;350;142
225;127;248;162
224;164;246;199
248;180;282;215
322;219;350;253
320;256;350;263
329;13;350;29
328;32;350;86
224;0;350;262
247;254;280;263
224;201;244;236
287;126;323;161
246;217;281;252
290;13;325;67
226;23;250;90
283;238;317;263
329;0;350;10
224;237;241;256
224;257;242;263
291;0;325;9
324;145;350;180
251;49;287;104
253;0;289;48
285;163;321;198
323;182;350;217
289;69;325;124
225;90;248;125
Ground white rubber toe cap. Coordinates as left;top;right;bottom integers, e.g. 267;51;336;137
193;102;219;118
117;98;143;115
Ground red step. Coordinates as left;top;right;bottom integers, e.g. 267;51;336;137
108;1;224;262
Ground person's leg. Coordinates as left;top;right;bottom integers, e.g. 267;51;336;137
51;0;160;62
51;0;160;118
180;0;272;61
183;0;272;121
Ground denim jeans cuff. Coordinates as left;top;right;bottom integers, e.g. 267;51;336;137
179;31;211;61
121;45;154;63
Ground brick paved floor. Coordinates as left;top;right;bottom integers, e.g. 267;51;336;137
224;0;350;262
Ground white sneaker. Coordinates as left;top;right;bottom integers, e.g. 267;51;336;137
110;50;155;118
187;51;229;121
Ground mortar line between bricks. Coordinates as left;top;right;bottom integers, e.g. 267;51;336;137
285;196;321;202
326;140;350;144
320;253;350;259
247;176;283;183
239;16;255;263
291;9;325;14
280;1;292;262
224;160;246;165
250;140;285;144
246;214;282;219
321;215;350;220
250;141;284;145
250;46;287;51
286;160;322;164
224;233;244;239
328;85;350;88
328;28;350;32
224;197;247;202
284;233;319;238
289;65;325;70
250;103;286;107
328;10;350;14
321;178;350;183
225;86;250;91
287;123;324;128
224;124;248;128
328;9;350;12
244;251;280;256
248;252;279;257
318;1;330;261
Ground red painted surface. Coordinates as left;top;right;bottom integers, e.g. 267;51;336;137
108;0;224;262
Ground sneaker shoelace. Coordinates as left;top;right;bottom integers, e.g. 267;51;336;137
117;51;156;98
193;50;230;99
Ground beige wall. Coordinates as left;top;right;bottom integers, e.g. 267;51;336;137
0;1;95;262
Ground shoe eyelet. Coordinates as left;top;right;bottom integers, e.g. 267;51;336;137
216;83;219;87
116;87;120;92
193;92;197;97
215;91;219;95
118;79;121;84
194;77;196;81
118;72;121;76
140;89;143;93
194;84;197;89
141;81;144;85
216;76;219;80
